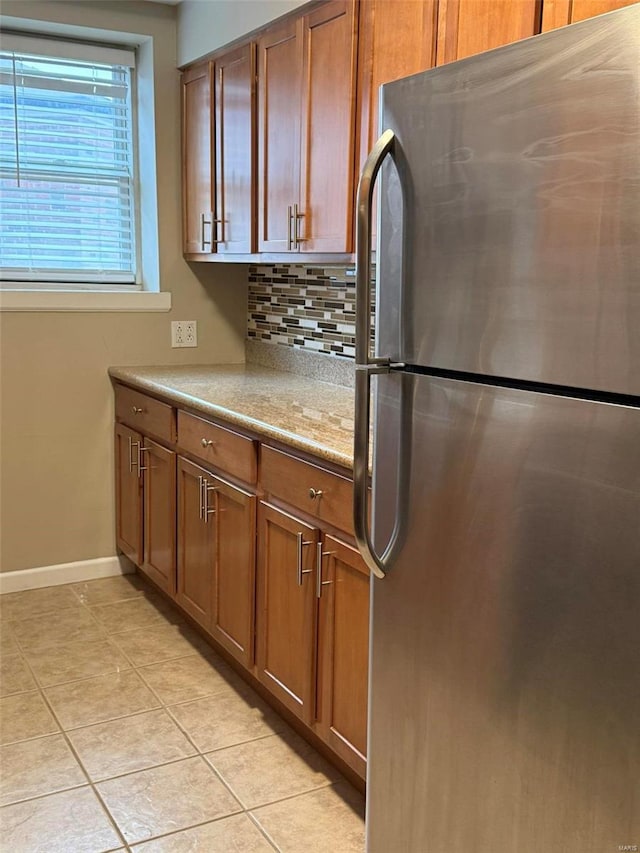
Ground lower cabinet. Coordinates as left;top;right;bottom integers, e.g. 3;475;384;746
256;501;370;775
114;383;369;780
176;456;256;668
316;534;369;778
115;423;176;594
176;457;215;629
141;439;176;595
115;423;143;566
256;502;320;722
211;476;256;668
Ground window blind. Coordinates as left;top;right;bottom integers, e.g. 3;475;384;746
0;43;138;284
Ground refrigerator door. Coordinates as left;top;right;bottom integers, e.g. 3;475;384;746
376;5;640;396
367;371;640;852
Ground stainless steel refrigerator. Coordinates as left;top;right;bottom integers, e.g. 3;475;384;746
353;7;640;852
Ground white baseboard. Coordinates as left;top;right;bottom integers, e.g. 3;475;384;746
0;555;135;594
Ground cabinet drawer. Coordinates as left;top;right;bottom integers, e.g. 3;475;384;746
261;446;353;534
178;411;258;484
115;385;175;443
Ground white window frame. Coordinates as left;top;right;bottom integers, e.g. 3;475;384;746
1;35;140;288
0;28;169;312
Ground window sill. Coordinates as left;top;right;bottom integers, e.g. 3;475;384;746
0;290;172;312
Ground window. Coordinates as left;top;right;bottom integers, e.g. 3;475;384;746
0;35;138;286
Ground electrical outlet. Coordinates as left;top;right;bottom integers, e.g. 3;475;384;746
184;320;197;347
171;320;198;348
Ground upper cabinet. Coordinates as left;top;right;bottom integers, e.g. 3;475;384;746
182;47;255;257
435;0;541;64
257;18;304;253
258;1;357;253
214;44;256;254
541;0;638;29
356;0;438;170
181;62;213;255
182;0;635;261
299;1;358;253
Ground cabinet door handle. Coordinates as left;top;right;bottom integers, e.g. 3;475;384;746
315;543;334;598
132;406;143;414
293;202;305;248
296;532;313;586
212;217;224;245
201;212;213;250
138;445;150;478
198;475;204;520
308;488;323;500
201;438;214;448
129;438;141;474
204;482;217;522
287;205;294;251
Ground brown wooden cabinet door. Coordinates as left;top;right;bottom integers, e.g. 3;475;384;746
182;62;214;255
436;0;541;65
316;535;370;778
299;0;358;253
115;423;143;566
141;439;176;596
355;0;438;250
215;44;256;254
257;19;303;252
256;502;319;722
357;0;438;172
541;0;637;29
210;475;256;667
176;457;215;630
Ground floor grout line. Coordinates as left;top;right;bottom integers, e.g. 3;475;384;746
69;584;146;609
38;666;163;736
1;604;83;625
18;649;133;692
1;577;365;851
0;779;89;810
0;727;65;750
8;621;111;660
246;809;283;852
247;779;342;815
83;752;203;787
5;641;130;851
195;751;247;810
123;808;267;851
200;730;283;754
201;748;337;812
31;703;170;736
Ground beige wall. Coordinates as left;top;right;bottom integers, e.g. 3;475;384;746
0;1;248;574
177;0;308;66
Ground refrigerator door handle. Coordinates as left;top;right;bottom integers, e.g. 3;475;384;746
354;129;397;580
355;128;395;367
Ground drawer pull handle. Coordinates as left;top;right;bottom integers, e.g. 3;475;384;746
308;488;323;500
201;438;214;448
132;406;143;414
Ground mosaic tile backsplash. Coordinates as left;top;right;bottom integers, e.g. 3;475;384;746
247;264;368;360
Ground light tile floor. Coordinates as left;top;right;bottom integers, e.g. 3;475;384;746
0;575;365;852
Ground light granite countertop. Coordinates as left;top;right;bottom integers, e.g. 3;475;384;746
109;364;355;469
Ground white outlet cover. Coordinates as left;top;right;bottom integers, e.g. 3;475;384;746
171;320;198;348
184;320;197;346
